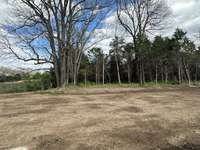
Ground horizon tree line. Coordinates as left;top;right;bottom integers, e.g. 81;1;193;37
81;28;200;86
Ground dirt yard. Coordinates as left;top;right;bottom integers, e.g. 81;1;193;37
0;87;200;150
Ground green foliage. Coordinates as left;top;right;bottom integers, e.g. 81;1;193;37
26;72;52;90
137;34;151;55
41;73;52;90
109;36;125;57
0;81;39;93
0;72;54;93
0;74;23;82
77;82;179;88
25;80;42;91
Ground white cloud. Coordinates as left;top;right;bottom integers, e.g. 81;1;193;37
163;0;200;39
91;11;130;53
0;0;18;24
0;0;51;70
0;0;9;23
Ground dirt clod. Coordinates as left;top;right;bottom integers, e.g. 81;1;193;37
30;135;67;150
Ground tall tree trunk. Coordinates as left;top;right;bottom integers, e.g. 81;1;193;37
106;70;111;84
139;60;143;85
102;56;105;85
195;63;198;83
54;62;61;87
84;71;87;87
136;63;139;83
127;64;131;83
161;62;164;82
185;66;191;86
155;62;158;84
142;62;145;84
183;59;191;86
73;67;77;85
48;29;61;87
73;61;79;86
98;59;100;84
61;49;66;87
96;62;98;84
178;63;182;84
114;49;121;84
165;65;168;83
187;70;191;86
149;67;153;82
66;50;70;85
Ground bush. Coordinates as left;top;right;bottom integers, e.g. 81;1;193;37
25;80;42;91
25;72;53;91
0;71;56;93
0;74;22;82
40;73;52;90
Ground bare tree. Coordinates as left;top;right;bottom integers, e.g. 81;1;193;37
123;43;134;83
110;36;125;84
116;0;169;84
102;53;105;85
0;0;111;87
114;36;121;84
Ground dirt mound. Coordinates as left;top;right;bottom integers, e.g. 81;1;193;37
30;135;67;150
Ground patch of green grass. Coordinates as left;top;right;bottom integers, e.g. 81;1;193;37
78;82;136;88
0;80;49;94
0;82;27;93
78;81;179;88
38;81;182;95
0;80;196;94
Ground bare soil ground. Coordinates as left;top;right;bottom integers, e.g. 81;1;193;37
0;87;200;150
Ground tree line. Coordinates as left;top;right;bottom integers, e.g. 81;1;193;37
80;28;200;86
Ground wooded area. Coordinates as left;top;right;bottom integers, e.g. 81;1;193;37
82;29;200;86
